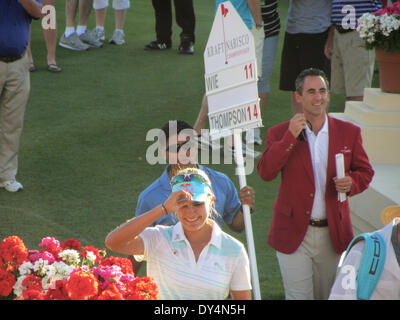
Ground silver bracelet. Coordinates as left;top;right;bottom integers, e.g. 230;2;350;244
161;203;168;216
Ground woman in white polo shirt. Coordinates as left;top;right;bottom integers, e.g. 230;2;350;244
105;168;252;300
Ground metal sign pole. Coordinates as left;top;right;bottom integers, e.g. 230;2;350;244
233;130;261;300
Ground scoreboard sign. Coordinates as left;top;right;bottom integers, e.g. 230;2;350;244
204;1;262;140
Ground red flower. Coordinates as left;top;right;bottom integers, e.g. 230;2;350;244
65;270;99;300
61;239;82;251
97;283;124;300
81;246;105;264
100;256;134;275
22;289;46;300
0;267;16;297
0;236;28;268
22;274;42;292
45;280;69;300
124;276;158;300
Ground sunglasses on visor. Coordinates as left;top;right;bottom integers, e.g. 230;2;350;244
170;173;210;188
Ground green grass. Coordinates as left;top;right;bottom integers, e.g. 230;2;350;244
0;0;380;300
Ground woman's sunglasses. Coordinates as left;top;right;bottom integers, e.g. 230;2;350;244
170;173;210;188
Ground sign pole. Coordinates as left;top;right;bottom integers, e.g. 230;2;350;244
204;1;262;300
233;130;261;300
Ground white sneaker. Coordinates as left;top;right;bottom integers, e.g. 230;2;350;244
109;30;125;45
0;179;23;192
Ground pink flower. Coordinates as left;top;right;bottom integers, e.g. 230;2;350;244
93;265;123;291
375;2;400;16
39;237;60;249
28;250;40;263
390;2;400;14
29;250;55;263
374;7;388;16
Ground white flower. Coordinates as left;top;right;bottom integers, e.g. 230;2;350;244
18;261;34;276
58;249;81;265
13;275;27;298
42;261;74;290
33;258;51;277
84;251;97;264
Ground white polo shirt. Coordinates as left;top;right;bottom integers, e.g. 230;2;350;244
306;116;329;220
138;221;252;300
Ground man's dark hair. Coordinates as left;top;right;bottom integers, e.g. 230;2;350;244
295;68;330;95
161;120;194;141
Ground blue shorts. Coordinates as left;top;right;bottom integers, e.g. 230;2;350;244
257;35;279;94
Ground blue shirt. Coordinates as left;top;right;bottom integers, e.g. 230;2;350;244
135;165;242;227
331;0;382;28
0;0;42;57
216;0;255;30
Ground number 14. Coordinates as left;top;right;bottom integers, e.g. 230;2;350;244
247;104;258;120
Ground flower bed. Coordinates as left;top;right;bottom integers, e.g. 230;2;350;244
0;235;158;300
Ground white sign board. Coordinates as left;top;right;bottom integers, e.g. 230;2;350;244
204;1;262;140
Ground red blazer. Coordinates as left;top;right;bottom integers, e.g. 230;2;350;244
257;116;374;254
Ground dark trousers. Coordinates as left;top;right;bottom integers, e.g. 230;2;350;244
152;0;195;44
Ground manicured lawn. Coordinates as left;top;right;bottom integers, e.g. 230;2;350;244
0;0;379;299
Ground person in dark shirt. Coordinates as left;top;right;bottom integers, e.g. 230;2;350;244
0;0;42;192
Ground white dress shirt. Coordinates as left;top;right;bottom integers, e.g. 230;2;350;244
306;116;329;220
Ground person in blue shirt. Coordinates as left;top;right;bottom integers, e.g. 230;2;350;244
0;0;42;192
131;120;255;273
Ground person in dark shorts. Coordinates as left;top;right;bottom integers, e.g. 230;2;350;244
279;0;332;114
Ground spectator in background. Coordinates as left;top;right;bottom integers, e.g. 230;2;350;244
59;0;102;51
27;0;62;73
324;0;382;102
246;0;280;146
92;0;130;46
0;0;43;192
279;0;332;114
144;0;195;55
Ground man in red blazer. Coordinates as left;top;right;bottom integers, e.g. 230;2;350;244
257;68;374;300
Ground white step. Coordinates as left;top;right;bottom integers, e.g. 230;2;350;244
344;101;400;127
364;88;400;111
349;163;400;234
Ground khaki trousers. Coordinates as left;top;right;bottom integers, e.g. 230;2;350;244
276;225;340;300
0;54;30;182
